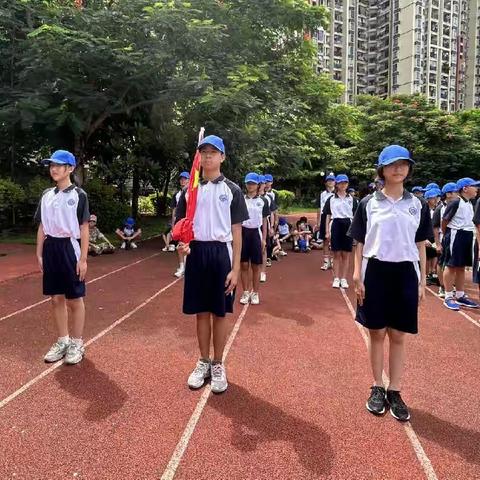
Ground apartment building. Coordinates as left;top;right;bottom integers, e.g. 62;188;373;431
312;0;480;111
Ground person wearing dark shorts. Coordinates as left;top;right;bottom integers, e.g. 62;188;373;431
35;150;90;366
349;145;432;422
317;173;336;270
424;188;442;286
176;135;248;394
323;174;358;289
473;197;480;294
441;178;480;311
239;173;269;306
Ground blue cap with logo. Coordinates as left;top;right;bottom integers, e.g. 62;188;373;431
424;188;442;199
422;182;440;192
264;174;273;182
245;172;259;184
412;186;423;193
42;150;76;167
198;135;225;154
258;175;266;184
335;174;349;183
179;171;190;179
125;217;135;226
441;182;457;194
377;145;414;166
325;173;336;182
456;177;480;191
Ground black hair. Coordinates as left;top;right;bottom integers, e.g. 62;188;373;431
376;163;413;181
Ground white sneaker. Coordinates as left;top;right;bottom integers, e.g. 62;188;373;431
131;242;138;249
250;292;260;305
280;250;288;256
44;341;70;363
168;244;176;252
332;278;341;288
321;260;329;271
120;242;126;249
260;272;267;283
239;291;251;305
211;363;228;394
64;342;85;365
340;278;349;289
174;265;185;278
187;359;211;389
162;246;169;252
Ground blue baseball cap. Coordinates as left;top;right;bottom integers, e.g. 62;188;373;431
179;171;190;179
412;186;424;193
456;177;480;191
198;135;225;154
422;182;440;192
42;150;76;167
441;182;457;194
335;174;349;183
244;172;259;184
264;174;273;182
424;188;442;200
125;217;135;226
258;175;266;184
377;145;414;166
279;217;287;226
325;174;336;182
368;182;376;189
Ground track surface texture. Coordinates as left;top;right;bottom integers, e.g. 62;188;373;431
0;236;478;480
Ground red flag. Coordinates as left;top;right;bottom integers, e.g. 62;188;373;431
172;128;205;244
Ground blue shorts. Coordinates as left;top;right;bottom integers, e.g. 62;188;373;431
443;229;474;268
43;236;85;299
241;227;263;265
183;241;234;317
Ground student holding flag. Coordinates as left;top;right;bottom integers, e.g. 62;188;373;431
174;134;249;394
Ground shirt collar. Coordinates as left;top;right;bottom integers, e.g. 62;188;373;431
374;189;412;201
200;174;225;185
54;184;76;194
244;193;259;199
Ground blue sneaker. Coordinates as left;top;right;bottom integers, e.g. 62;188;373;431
456;296;479;309
444;298;460;311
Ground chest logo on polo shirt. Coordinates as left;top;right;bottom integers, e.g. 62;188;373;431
219;194;228;203
409;206;418;216
67;199;76;206
256;201;263;207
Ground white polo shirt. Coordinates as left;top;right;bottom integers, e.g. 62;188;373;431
242;195;270;229
176;175;248;242
319;189;335;213
443;197;475;232
349;190;432;263
323;193;357;220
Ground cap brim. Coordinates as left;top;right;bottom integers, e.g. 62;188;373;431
41;158;72;166
378;157;415;166
198;142;224;154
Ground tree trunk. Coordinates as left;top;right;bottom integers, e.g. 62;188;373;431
158;170;171;216
73;135;85;186
131;167;140;219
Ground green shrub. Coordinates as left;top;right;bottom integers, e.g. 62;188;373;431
0;179;26;227
275;189;295;211
138;195;155;215
85;178;130;232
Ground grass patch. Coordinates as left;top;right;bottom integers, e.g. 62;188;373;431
279;206;318;214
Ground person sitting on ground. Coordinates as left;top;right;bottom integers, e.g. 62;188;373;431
293;216;313;252
116;217;142;250
88;215;115;256
277;217;291;243
310;226;323;250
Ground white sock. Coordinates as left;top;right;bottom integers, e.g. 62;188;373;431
58;335;70;344
456;290;465;298
71;337;83;347
445;291;455;300
179;262;184;269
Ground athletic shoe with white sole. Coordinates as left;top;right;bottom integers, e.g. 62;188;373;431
174;266;185;278
131;242;138;249
456;295;479;309
340;278;349;289
211;363;228;394
168;244;176;252
438;286;445;298
120;242;126;249
240;291;251;305
187;359;211;389
250;292;260;305
162;247;169;252
280;250;288;256
64;342;85;365
444;298;460;311
386;390;410;422
44;341;70;363
366;386;387;415
332;278;341;289
260;272;267;283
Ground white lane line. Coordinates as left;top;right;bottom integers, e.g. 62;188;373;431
0;278;180;411
0;253;161;323
339;288;439;480
425;286;480;329
160;303;250;480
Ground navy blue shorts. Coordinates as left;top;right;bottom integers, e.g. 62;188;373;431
43;236;85;299
183;241;234;317
443;229;474;268
356;258;419;334
241;227;263;265
330;218;353;252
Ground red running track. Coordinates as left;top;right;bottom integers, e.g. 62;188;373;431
0;238;478;479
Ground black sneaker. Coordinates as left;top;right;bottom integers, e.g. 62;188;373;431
386;390;411;422
366;386;387;415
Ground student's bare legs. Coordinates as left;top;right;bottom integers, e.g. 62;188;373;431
212;315;229;362
251;264;261;293
332;251;342;278
368;328;387;387
67;298;85;339
51;295;69;337
387;328;407;391
196;313;211;359
340;251;350;280
454;268;465;292
444;266;465;294
240;262;250;292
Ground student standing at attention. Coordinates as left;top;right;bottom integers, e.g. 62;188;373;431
318;173;336;271
35;150;90;365
349;145;431;421
178;135;249;394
